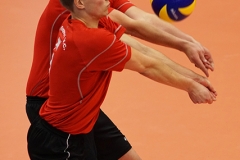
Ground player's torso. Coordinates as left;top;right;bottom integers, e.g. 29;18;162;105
26;0;69;97
41;16;130;134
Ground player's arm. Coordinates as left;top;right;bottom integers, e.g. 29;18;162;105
123;6;214;77
123;43;216;104
120;34;217;95
108;9;190;53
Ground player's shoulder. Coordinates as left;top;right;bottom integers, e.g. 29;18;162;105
86;17;117;41
99;16;125;36
71;25;116;48
88;28;115;44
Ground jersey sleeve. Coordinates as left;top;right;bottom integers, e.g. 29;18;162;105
108;7;114;13
77;29;131;72
109;0;135;13
99;16;126;39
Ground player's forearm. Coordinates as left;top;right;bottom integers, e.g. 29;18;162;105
121;33;200;81
109;8;191;51
126;20;190;52
141;46;217;94
126;47;216;103
140;58;196;92
145;46;203;81
122;34;195;91
142;13;195;43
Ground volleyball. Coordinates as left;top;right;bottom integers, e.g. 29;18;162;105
150;0;196;22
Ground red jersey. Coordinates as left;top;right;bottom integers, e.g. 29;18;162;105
26;0;134;98
40;16;131;134
109;0;134;12
26;0;69;98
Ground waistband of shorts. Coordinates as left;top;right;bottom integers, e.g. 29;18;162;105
40;118;70;138
26;96;47;103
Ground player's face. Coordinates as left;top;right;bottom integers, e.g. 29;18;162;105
84;0;110;18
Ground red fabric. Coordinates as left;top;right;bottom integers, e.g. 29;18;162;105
40;16;131;134
26;0;133;98
26;0;69;98
109;0;134;12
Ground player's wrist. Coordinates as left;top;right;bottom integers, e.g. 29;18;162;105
176;76;196;92
190;72;205;83
185;79;201;94
177;40;191;53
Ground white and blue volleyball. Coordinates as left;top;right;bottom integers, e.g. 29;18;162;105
150;0;196;22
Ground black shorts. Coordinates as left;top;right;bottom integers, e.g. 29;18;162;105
26;96;47;123
28;117;97;160
26;96;132;160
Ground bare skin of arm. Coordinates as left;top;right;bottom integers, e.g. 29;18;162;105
125;6;214;67
120;34;217;104
108;7;214;77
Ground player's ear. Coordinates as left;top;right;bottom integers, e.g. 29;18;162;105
74;0;84;9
